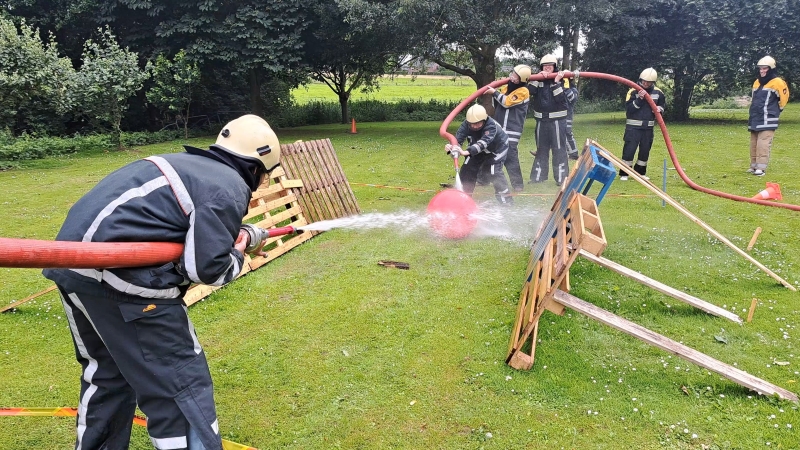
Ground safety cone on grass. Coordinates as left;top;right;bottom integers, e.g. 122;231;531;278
349;118;358;134
751;182;782;201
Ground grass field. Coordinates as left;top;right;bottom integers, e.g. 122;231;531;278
2;105;800;449
292;75;477;104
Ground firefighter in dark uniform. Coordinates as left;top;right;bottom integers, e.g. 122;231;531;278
748;56;790;176
619;68;665;180
529;54;571;186
482;64;532;192
43;115;281;450
446;104;514;205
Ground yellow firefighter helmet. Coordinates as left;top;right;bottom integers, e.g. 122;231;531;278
466;105;488;123
757;56;776;69
540;54;558;69
214;115;281;172
513;64;532;82
639;68;658;82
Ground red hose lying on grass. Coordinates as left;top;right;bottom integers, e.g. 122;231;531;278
439;71;800;212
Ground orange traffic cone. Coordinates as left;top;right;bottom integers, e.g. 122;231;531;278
751;182;782;201
350;118;358;134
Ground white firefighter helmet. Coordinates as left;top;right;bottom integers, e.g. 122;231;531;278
466;105;488;123
757;56;776;69
540;54;558;68
513;64;532;82
639;68;658;82
214;114;281;172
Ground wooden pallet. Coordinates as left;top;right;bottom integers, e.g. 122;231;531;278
182;138;360;306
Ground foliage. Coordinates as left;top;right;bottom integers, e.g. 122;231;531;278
147;50;201;138
116;0;312;116
338;0;556;110
271;99;462;128
303;0;404;124
0;16;75;135
0;130;182;165
72;27;149;149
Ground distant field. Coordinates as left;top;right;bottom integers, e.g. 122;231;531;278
292;75;477;104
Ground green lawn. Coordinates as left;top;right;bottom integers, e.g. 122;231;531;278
2;105;800;449
292;75;477;104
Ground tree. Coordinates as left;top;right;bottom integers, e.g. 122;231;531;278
147;50;201;138
582;0;763;121
0;16;74;134
338;0;556;111
73;27;149;148
303;1;402;124
115;0;312;117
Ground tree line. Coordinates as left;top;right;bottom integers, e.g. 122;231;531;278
1;0;797;138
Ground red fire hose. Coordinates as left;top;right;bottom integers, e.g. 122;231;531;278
0;226;298;269
440;71;800;212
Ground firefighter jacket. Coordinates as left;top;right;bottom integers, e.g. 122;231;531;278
748;75;789;131
625;84;666;130
43;151;252;300
528;78;570;121
455;116;509;158
492;82;531;144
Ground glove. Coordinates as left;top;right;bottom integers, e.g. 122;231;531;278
657;106;665;113
450;146;463;157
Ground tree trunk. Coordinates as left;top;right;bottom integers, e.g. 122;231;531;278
669;70;693;122
561;30;572;70
469;45;499;116
249;69;263;117
339;92;350;124
338;67;349;124
571;27;581;71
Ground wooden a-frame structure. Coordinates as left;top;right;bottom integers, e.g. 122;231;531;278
506;140;797;401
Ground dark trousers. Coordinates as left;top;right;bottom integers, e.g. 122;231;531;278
530;119;569;184
620;127;654;176
476;141;524;190
460;152;510;196
57;282;223;450
566;117;578;157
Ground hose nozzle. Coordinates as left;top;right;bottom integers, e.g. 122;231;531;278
240;224;297;253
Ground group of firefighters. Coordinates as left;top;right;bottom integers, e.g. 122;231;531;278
37;54;789;449
447;54;789;204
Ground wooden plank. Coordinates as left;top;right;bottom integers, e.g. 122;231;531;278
281;145;325;223
553;289;798;401
306;140;345;218
293;142;337;220
1;285;58;313
317;139;361;215
747;227;762;252
579;249;742;324
593;143;795;291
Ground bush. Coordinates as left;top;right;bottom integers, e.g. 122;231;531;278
0;130;182;163
694;97;744;110
574;98;622;114
270;99;462;127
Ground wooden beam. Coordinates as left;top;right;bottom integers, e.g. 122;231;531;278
579;249;742;324
1;285;58;313
553;290;797;401
592;144;795;291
